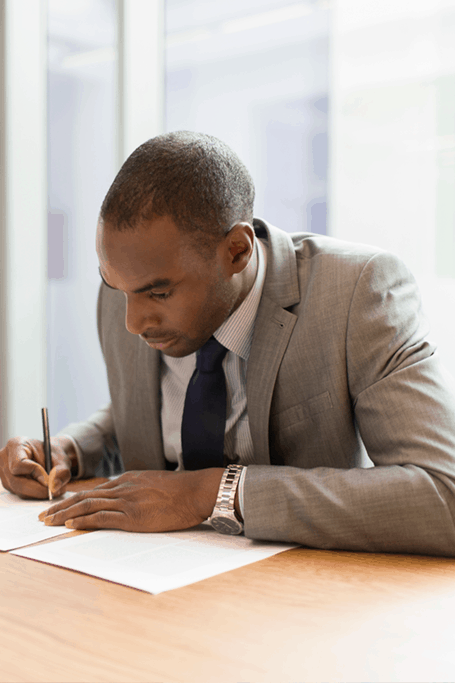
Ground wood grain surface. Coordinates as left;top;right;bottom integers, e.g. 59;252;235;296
1;479;455;682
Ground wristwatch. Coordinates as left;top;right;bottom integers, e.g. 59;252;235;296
209;464;244;535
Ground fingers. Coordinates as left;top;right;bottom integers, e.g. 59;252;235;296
91;477;122;490
64;511;127;530
1;440;50;499
9;447;48;486
39;490;120;523
1;437;72;499
42;497;124;530
10;477;54;500
38;494;75;519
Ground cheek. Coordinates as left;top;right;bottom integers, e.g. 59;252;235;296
179;293;209;328
171;272;233;336
165;290;203;330
175;288;218;336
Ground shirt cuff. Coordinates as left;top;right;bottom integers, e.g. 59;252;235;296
238;466;247;521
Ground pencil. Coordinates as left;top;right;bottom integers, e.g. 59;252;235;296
41;407;53;501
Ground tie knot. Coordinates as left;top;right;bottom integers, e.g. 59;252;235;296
196;337;227;373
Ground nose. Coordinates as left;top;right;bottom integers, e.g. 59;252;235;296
124;295;162;336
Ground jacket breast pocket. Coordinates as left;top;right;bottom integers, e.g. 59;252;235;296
307;391;333;417
270;391;334;467
273;391;333;431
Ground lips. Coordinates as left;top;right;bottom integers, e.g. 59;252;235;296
141;332;172;342
142;336;176;350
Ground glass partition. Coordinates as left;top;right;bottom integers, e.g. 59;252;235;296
331;0;455;377
165;0;330;235
47;0;115;432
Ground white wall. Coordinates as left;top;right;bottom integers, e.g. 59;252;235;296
330;0;455;377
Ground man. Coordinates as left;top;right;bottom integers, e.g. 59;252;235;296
2;131;455;554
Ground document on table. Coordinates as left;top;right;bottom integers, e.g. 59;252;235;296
12;524;298;594
0;489;74;551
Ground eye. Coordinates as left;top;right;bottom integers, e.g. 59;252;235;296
148;290;173;300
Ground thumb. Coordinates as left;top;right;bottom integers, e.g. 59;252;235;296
48;461;71;498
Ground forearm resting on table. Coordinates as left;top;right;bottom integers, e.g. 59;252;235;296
40;466;243;533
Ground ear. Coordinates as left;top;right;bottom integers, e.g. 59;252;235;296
230;240;248;262
227;223;255;270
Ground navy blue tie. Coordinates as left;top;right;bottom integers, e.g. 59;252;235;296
181;337;228;470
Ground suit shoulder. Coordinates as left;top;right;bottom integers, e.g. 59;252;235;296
291;234;415;292
291;232;386;264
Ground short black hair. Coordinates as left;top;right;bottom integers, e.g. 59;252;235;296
99;131;255;251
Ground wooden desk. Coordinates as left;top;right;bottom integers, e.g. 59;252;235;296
1;479;455;682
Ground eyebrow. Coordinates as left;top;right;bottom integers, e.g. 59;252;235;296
98;268;172;295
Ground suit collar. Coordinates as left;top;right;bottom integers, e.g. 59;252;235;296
215;237;267;361
253;217;300;309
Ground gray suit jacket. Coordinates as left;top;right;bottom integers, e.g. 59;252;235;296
62;219;455;556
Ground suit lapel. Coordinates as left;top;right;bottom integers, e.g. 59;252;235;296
247;220;300;465
247;297;297;464
138;340;166;468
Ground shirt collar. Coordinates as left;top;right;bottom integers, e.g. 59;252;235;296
213;236;267;361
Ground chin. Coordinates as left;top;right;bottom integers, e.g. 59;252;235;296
160;341;197;358
161;347;191;359
166;335;213;358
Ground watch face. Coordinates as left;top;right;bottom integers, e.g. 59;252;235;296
211;516;243;535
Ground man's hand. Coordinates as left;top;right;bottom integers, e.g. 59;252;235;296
0;435;75;499
38;469;225;532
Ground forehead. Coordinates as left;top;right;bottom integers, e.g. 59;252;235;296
96;216;194;288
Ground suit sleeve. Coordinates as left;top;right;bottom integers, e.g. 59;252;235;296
55;284;119;478
56;402;116;478
243;252;455;556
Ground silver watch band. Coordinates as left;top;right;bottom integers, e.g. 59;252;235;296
209;464;245;534
214;464;244;515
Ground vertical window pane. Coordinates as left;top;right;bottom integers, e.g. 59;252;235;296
47;0;116;431
165;0;330;235
331;0;455;378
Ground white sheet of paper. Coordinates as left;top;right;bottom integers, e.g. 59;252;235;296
12;524;298;593
0;490;74;551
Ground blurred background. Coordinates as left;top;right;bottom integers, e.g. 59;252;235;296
0;0;454;442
